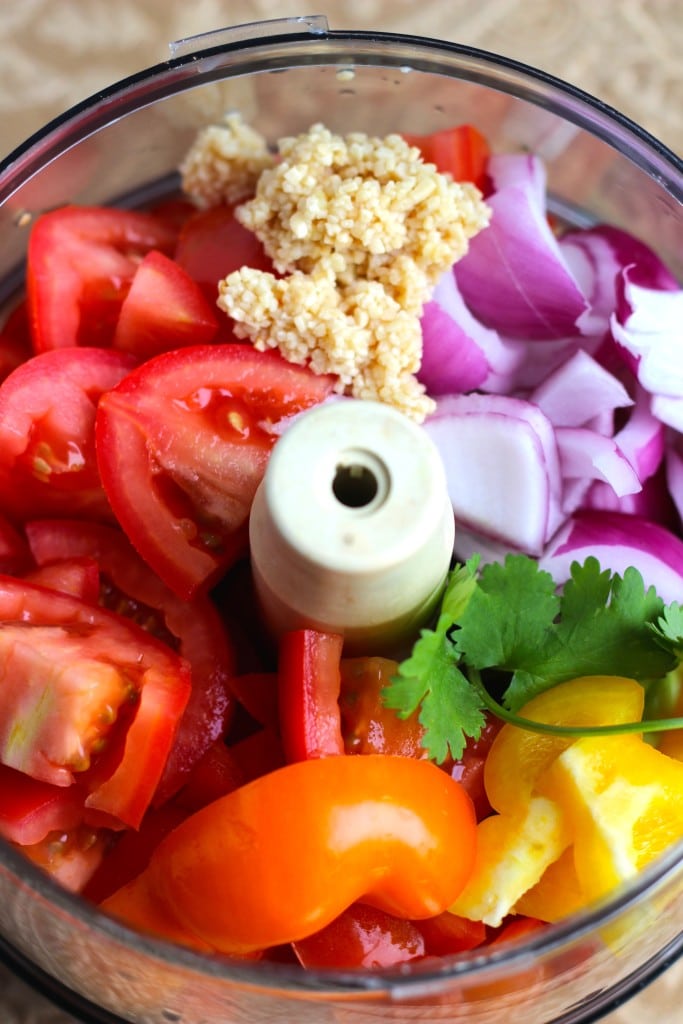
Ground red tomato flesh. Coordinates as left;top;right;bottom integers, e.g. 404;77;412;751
0;575;191;827
292;903;426;969
175;204;273;304
95;344;334;598
112;250;219;359
26;206;177;352
278;630;345;762
0;764;86;845
25;518;236;803
403;124;491;191
0;346;136;523
24;556;101;604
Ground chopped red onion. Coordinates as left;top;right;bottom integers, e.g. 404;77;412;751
584;468;676;525
560;225;679;337
611;268;683;403
611;385;665;481
666;443;683;523
530;349;632;428
454;154;588;340
424;393;563;554
540;510;683;603
555;427;641;497
418;270;519;395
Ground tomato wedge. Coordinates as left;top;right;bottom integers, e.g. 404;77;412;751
0;347;136;523
175;204;273;304
95;345;334;598
25;556;101;604
0;764;86;845
19;824;108;893
25;517;236;803
0;575;191;827
403;125;491;191
339;656;425;757
112;250;219;359
26;205;177;351
292;903;426;969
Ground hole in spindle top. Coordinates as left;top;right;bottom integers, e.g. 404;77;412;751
332;462;379;508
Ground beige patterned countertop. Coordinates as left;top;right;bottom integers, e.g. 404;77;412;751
0;1;681;1022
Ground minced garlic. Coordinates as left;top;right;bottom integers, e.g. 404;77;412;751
179;112;275;208
197;120;490;420
218;264;433;421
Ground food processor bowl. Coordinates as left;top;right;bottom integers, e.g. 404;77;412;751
0;15;681;1024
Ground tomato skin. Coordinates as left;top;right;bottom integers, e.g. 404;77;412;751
340;656;425;758
175;204;273;306
0;765;86;845
0;513;32;575
447;713;502;821
83;803;188;904
292;903;426;969
95;344;334;599
0;347;137;524
414;911;486;956
489;916;546;945
403;125;491;191
112;250;219;359
25;518;236;802
26;205;177;352
0;575;191;827
24;556;101;604
0;300;32;384
278;630;344;762
227;672;279;731
173;739;245;813
102;754;477;954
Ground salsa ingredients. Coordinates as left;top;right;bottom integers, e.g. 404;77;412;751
101;754;477;953
0;113;682;970
383;554;681;762
450;675;683;926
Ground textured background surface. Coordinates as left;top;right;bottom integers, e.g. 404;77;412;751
0;1;681;1021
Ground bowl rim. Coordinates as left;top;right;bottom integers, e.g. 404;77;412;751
0;23;681;204
0;18;682;1011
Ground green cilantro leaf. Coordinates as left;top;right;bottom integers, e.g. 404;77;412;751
648;602;683;661
451;555;559;672
383;552;682;763
456;555;676;711
382;559;485;762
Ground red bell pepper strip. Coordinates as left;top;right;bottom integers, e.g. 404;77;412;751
277;629;345;762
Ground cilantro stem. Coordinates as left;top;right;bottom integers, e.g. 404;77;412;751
468;668;683;738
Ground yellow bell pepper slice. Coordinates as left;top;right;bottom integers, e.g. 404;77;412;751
538;733;683;903
449;795;570;928
484;676;644;816
513;847;586;923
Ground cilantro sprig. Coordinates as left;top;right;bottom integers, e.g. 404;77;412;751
382;554;683;762
382;558;484;763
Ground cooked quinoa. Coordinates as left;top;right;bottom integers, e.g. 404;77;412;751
179;112;275;207
188;120;491;420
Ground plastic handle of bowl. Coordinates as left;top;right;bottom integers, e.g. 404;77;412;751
168;15;330;59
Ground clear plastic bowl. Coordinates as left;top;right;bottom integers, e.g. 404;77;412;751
0;16;681;1024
